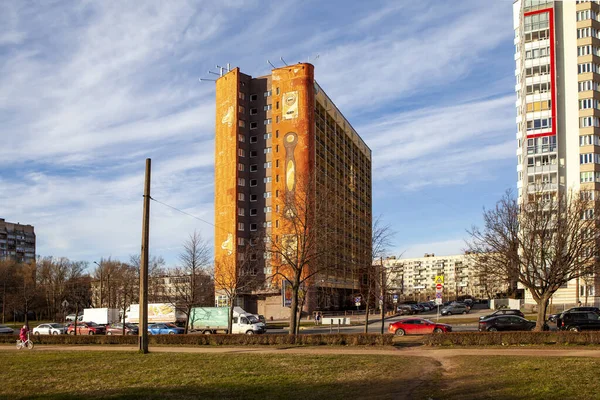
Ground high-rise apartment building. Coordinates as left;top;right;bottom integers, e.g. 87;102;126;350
514;0;600;306
214;63;372;318
0;218;36;264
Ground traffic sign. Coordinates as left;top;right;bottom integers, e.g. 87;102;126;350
392;294;398;304
435;292;442;299
435;298;442;305
436;283;443;290
435;275;444;284
355;302;361;307
354;296;361;303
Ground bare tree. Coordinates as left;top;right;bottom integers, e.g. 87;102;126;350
213;242;261;334
163;231;213;333
467;189;600;330
114;263;139;334
129;254;166;301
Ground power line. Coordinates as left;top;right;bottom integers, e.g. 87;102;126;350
149;196;229;234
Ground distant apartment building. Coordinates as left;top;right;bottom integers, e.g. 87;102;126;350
213;63;372;318
383;253;506;301
513;0;600;306
0;218;35;264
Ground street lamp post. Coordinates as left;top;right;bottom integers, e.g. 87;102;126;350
94;261;103;307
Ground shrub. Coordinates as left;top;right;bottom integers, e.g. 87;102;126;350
0;333;394;346
423;331;600;346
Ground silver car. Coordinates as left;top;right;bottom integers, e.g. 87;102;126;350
0;325;15;335
32;323;67;335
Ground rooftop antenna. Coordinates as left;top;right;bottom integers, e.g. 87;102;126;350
267;60;276;69
308;54;320;64
199;63;232;82
280;57;288;66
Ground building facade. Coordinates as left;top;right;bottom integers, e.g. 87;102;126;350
513;0;600;306
0;218;35;264
383;254;506;302
214;63;372;319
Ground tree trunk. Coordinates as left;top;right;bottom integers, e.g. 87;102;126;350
184;305;191;334
228;299;234;334
289;285;299;335
535;295;550;331
74;303;79;336
364;298;370;334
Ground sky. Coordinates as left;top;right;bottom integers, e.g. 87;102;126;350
0;0;517;269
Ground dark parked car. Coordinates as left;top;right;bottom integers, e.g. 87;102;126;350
388;318;452;336
554;307;600;325
397;305;415;315
479;315;536;332
106;322;139;335
479;309;525;321
440;304;469;316
557;312;600;332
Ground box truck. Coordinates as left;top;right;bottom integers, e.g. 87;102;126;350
126;303;185;324
188;306;265;334
82;308;120;325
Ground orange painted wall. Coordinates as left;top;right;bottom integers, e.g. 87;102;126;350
270;63;315;287
214;69;240;289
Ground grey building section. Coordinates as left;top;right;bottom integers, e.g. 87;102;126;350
0;218;36;264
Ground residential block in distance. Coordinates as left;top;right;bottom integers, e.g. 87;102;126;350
514;0;600;306
0;218;36;264
213;63;372;319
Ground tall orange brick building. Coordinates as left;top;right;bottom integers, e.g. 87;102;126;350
214;63;371;318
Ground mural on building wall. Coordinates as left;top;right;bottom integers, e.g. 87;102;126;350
284;132;298;193
282;90;299;120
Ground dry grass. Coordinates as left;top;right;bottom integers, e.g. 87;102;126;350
0;351;435;399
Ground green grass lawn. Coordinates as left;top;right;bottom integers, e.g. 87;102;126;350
418;355;600;399
0;351;435;399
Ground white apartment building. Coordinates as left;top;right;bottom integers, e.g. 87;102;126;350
383;254;503;302
513;0;600;307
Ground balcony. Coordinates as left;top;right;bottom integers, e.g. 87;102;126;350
526;145;557;155
527;164;558;174
527;183;558;193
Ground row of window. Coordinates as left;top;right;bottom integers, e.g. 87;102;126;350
524;12;549;33
525;135;557;154
524;29;549;43
524;0;553;8
526;100;551;112
577;10;598;22
580;98;600;110
580;153;600;164
526;154;557;167
580;134;600;146
525;64;551;78
581;116;600;128
525;46;550;60
526;117;552;131
577;45;600;57
581;171;600;183
579;80;600;92
578;63;600;74
237;178;273;187
525;81;551;94
577;27;600;40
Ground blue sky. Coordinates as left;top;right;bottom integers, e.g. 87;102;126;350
0;0;516;268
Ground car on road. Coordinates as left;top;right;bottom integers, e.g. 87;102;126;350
0;325;14;335
478;315;536;332
388;318;452;336
479;309;525;321
553;307;600;325
396;305;414;315
106;322;139;335
440;304;470;316
67;322;105;335
418;303;433;312
557;311;600;332
66;313;83;322
32;323;67;335
148;323;185;335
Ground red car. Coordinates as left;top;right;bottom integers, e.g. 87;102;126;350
388;318;452;336
67;322;105;335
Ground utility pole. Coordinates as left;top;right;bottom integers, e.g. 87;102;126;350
139;158;151;354
380;257;385;335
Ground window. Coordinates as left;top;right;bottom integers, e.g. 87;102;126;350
264;192;271;198
250;164;258;172
276;101;279;109
264;221;272;228
264;177;272;183
250;136;258;143
264;119;272;125
579;80;599;92
264;147;271;154
238;163;245;172
264;162;271;169
580;135;600;146
250;122;258;130
580;98;599;110
250;108;258;115
238;134;245;142
250;208;257;216
524;46;550;60
239;92;245;100
276;87;280;95
250;223;257;231
250;194;258;201
238;178;245;186
581;117;600;128
238;106;245;114
264;207;272;213
264;91;272;97
250;150;257;158
526;118;552;131
578;63;600;74
237;238;245;246
250;179;257;187
250;94;258;101
238;149;245;157
238;193;245;201
264;104;272;111
264;133;271;139
238;222;244;231
238;120;245;128
525;82;551;94
238;207;245;216
580;153;600;164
